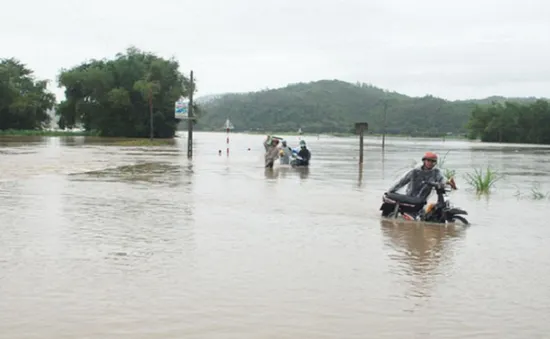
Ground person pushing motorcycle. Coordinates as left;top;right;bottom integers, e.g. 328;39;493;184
386;152;451;200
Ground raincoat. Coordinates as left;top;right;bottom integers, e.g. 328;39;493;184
279;144;293;165
264;137;280;168
387;164;446;200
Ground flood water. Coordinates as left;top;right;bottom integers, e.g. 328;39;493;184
1;132;549;338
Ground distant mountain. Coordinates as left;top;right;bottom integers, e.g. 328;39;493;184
195;94;226;104
194;80;544;136
455;95;541;105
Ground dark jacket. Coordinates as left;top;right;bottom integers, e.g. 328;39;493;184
388;165;445;199
297;147;311;165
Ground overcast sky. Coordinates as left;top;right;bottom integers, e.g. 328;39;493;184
1;0;549;102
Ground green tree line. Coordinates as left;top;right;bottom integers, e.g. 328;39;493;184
2;53;548;142
467;100;550;144
1;47;195;138
197;80;541;137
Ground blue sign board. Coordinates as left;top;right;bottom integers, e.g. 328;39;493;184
175;98;188;119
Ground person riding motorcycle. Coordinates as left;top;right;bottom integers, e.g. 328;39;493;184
293;140;311;167
385;152;446;200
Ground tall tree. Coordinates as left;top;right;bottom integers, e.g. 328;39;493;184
57;47;194;138
0;58;56;130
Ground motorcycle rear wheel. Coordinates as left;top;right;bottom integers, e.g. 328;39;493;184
449;215;469;225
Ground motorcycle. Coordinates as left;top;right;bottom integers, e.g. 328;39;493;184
289;149;310;168
379;179;469;225
290;155;308;168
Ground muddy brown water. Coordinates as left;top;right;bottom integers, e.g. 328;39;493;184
0;132;549;338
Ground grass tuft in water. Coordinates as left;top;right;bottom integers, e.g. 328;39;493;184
513;183;549;200
437;151;456;180
443;168;456;180
531;188;548;200
529;183;549;200
464;167;501;194
437;151;450;168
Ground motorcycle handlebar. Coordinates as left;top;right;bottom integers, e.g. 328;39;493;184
422;181;446;189
422;180;456;190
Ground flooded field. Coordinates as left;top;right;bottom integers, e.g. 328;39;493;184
0;131;549;338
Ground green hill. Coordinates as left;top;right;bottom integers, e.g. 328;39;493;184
193;80;541;137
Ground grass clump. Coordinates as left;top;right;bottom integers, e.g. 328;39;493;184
513;183;549;200
530;185;548;200
464;167;501;194
437;151;450;168
443;168;457;180
437;151;456;180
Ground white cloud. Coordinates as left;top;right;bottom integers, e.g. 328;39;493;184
1;0;549;101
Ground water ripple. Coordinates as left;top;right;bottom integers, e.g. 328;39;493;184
0;133;549;338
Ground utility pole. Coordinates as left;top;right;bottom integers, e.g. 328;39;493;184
149;87;154;140
382;100;387;149
354;122;369;164
187;70;194;158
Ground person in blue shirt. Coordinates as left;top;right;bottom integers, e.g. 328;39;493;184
279;140;293;165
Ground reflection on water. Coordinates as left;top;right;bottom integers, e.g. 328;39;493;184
1;132;550;338
69;162;192;187
264;166;310;180
380;219;465;301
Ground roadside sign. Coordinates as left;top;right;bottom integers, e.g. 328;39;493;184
175;98;188;119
